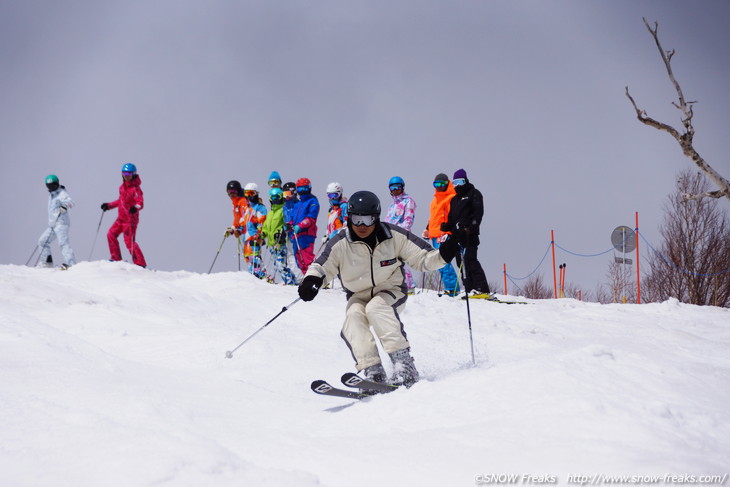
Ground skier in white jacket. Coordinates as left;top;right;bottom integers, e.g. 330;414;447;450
37;175;76;268
298;190;461;388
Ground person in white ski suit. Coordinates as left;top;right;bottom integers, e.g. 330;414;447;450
37;175;76;268
297;191;461;388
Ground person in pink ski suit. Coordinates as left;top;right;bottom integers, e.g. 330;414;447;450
101;163;147;267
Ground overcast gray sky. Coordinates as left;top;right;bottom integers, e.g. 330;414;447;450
2;0;729;296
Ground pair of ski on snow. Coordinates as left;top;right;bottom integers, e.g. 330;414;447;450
311;372;399;400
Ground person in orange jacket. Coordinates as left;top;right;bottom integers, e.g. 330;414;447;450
422;173;460;296
225;180;249;238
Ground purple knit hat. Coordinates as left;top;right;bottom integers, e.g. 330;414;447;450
453;168;467;180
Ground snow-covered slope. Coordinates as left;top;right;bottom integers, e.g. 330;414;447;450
1;262;728;486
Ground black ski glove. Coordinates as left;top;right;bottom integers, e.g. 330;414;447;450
101;203;109;211
129;206;138;214
298;275;324;302
438;236;460;262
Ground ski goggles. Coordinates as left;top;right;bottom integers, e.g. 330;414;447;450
433;180;448;188
452;178;466;187
327;192;341;200
227;188;238;195
122;171;135;177
389;184;404;192
270;196;283;204
244;190;257;197
296;186;311;194
268;179;281;187
283;190;295;198
350;214;377;227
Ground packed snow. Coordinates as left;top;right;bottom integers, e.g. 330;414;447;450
1;262;728;487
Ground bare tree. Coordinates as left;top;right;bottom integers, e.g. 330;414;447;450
516;274;552;300
603;259;636;304
625;18;730;201
643;170;730;307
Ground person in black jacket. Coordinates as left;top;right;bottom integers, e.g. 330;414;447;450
441;168;490;295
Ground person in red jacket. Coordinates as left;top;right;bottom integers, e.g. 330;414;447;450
101;163;147;267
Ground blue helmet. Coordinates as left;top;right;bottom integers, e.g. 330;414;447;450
388;176;404;187
269;187;284;202
122;163;137;174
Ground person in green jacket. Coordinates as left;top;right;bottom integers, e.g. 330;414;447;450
261;187;297;285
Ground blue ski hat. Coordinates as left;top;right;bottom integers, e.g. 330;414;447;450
268;171;281;183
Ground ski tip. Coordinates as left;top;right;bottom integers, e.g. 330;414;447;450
311;380;329;392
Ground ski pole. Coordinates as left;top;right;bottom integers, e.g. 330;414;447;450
458;247;476;365
88;210;106;261
207;232;229;274
225;297;301;359
24;246;39;267
29;213;62;267
237;237;242;271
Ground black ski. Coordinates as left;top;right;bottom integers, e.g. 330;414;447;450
341;372;399;394
311;379;366;399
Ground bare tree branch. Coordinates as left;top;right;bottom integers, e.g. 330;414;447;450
625;18;730;201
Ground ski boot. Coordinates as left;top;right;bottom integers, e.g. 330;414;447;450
37;255;54;268
361;363;387;395
389;348;420;388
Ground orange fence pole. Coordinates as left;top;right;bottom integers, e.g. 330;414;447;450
635;211;641;304
503;263;508;295
551;230;557;299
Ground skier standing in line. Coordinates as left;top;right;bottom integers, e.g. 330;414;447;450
422;173;459;296
240;183;267;279
281;181;301;281
287;178;319;274
298;191;460;388
261;187;297;285
225;180;248;239
323;182;348;243
37;174;77;269
385;176;417;293
101;163;146;267
441;168;490;296
268;171;282;189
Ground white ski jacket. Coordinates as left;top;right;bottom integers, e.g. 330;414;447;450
48;187;75;227
305;222;446;297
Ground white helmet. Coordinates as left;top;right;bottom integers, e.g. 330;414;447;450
326;182;343;197
244;182;259;193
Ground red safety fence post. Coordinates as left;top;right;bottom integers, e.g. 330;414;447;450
503;263;508;295
635;211;641;304
551;230;557;299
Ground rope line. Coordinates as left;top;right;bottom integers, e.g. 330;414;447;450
505;231;730;282
637;231;730;277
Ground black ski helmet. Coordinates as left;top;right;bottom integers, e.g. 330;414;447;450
348;191;381;216
227;180;243;196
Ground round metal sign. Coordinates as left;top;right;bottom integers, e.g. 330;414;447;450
611;226;635;253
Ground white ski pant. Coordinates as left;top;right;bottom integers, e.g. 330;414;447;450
38;223;76;266
341;289;410;370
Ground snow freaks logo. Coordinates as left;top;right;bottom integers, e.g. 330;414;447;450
379;258;397;267
475;474;557;485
